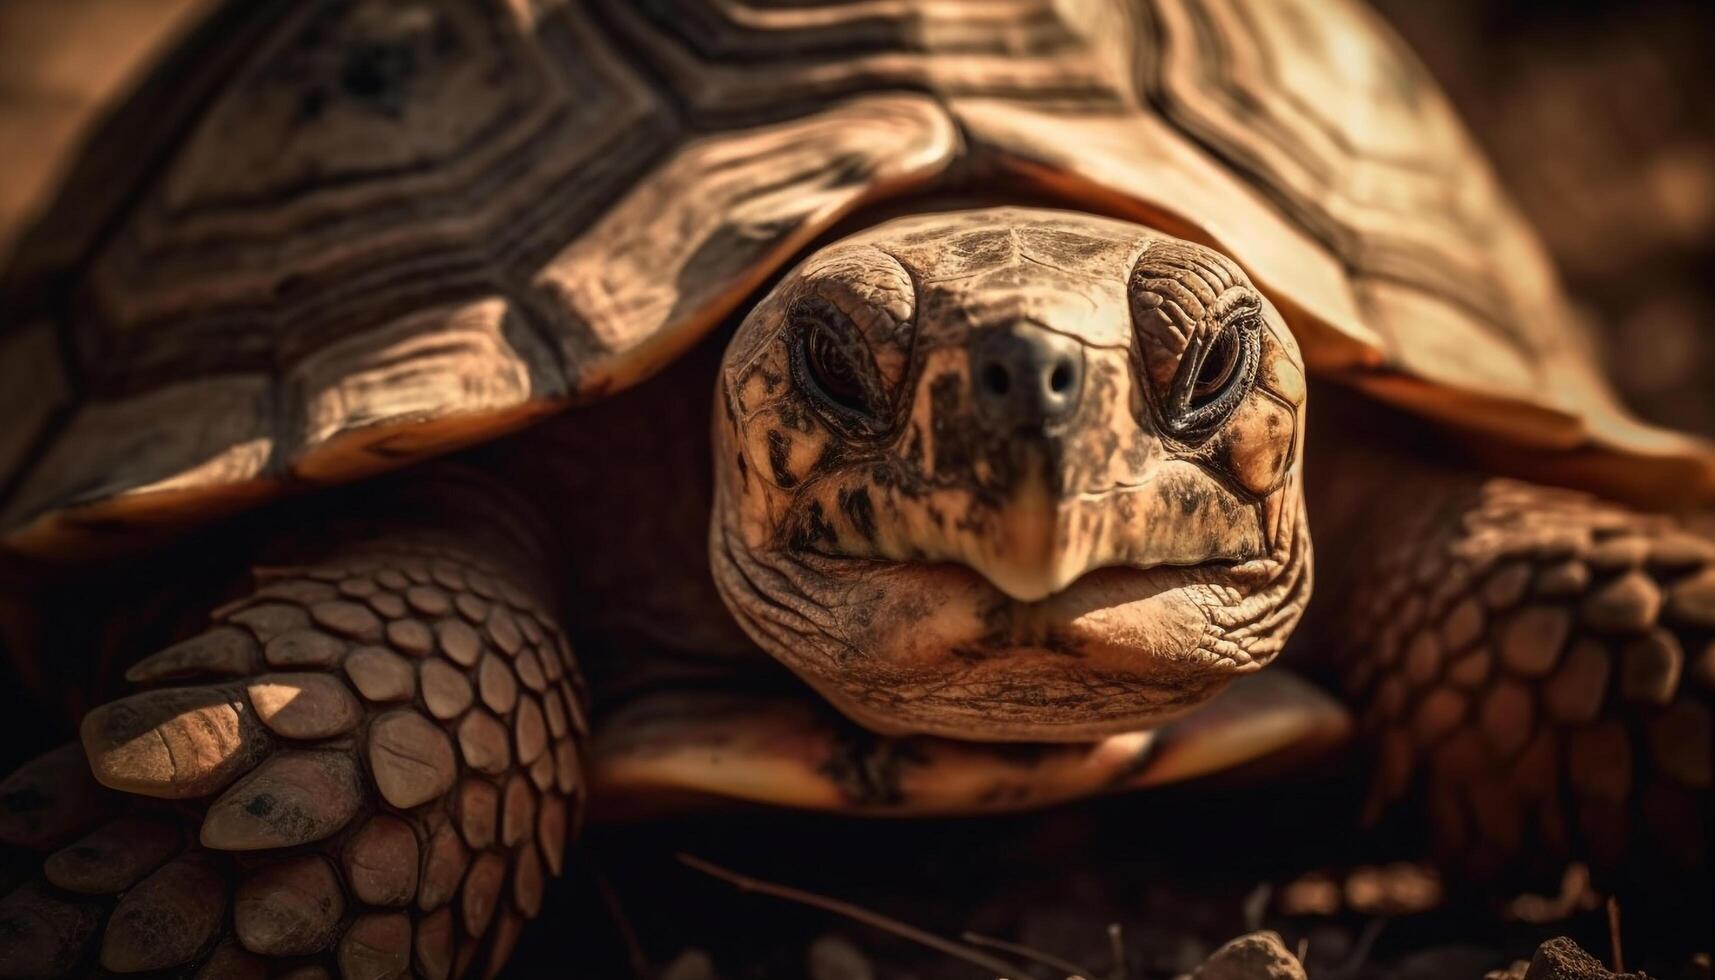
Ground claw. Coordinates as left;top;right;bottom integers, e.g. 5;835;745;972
125;628;262;684
194;941;266;980
0;743;109;849
337;912;412;980
101;853;227;972
81;685;270;799
460;852;505;940
44;815;181;894
483;910;525;980
418;820;469;913
234;855;345;956
201;751;362;851
245;674;362;740
457;711;511;776
342;816;419;907
414;908;455;980
368;710;457;808
537;794;567;876
0;881;103;978
501;774;535;848
513;842;544;919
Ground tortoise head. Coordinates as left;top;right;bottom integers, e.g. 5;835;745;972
711;208;1310;741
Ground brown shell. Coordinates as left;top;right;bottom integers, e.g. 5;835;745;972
3;0;1711;559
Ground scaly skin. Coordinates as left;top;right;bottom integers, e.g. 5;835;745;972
0;482;586;979
1333;474;1714;883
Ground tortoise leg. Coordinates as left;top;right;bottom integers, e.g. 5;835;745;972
1335;475;1712;882
0;501;586;978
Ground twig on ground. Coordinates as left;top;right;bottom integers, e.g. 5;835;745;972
1106;923;1126;980
1607;896;1625;974
592;860;653;980
678;853;1030;978
1242;883;1271;932
963;930;1098;979
1325;918;1387;980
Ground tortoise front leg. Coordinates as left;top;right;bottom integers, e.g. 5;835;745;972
0;478;586;978
1333;474;1712;882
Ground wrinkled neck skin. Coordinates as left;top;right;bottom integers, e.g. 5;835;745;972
710;208;1312;742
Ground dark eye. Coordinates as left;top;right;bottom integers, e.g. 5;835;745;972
791;300;885;425
1190;329;1239;408
803;324;869;413
1162;316;1258;439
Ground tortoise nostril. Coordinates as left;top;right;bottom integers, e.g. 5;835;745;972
1048;361;1073;395
970;326;1085;427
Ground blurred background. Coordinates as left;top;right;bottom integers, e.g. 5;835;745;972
1373;0;1715;437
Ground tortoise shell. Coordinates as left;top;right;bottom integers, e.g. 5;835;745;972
3;0;1710;559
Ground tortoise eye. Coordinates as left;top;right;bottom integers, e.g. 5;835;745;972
791;300;885;425
1189;329;1240;408
803;325;869;413
1162;316;1259;439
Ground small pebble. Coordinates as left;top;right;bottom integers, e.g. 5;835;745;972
660;949;719;980
808;935;873;980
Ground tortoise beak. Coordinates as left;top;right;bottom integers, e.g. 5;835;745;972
964;441;1091;602
958;424;1275;602
958;324;1095;600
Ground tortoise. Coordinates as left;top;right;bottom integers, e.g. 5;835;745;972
0;0;1712;976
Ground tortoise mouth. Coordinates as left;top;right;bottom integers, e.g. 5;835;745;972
712;509;1310;742
818;555;1267;667
793;559;1263;742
